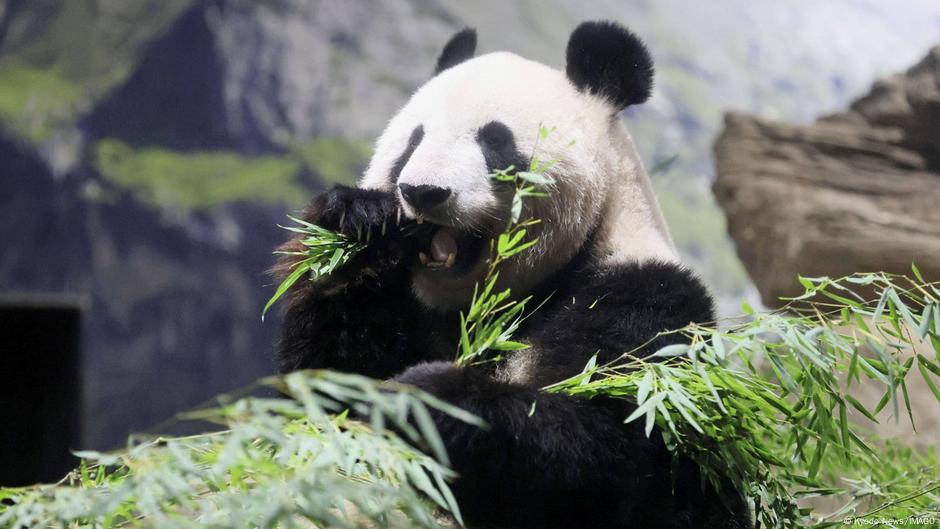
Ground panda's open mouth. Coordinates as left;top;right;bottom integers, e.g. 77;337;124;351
413;224;486;275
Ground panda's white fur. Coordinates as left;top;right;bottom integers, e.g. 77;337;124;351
360;51;678;310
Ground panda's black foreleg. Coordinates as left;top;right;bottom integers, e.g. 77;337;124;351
277;277;430;378
395;361;752;529
275;186;437;379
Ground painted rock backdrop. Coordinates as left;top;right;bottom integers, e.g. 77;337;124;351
2;0;939;448
714;46;940;306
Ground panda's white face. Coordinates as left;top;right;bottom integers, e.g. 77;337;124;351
360;33;679;310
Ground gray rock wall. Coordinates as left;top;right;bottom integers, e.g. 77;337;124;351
713;47;940;306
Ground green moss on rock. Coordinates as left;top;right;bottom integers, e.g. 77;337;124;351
291;137;373;186
0;63;83;142
94;139;306;210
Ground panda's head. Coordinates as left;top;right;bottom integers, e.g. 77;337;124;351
360;21;678;310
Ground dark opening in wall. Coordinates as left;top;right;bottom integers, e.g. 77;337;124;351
0;294;83;486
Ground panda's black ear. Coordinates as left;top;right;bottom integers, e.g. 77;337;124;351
565;21;654;110
434;27;477;75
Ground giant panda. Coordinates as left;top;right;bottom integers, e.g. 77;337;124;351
274;21;752;529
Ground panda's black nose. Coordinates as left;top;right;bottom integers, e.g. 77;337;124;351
398;183;452;212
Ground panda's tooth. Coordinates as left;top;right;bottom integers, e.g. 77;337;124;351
419;252;429;265
445;253;456;268
396;207;402;226
381;219;387;236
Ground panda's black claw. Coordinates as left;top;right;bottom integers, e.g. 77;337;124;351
301;185;399;237
290;185;411;281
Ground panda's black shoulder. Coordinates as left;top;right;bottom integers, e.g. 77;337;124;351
523;259;715;370
568;259;715;328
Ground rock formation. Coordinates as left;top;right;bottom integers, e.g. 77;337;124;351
5;0;940;450
0;0;457;450
713;45;940;307
84;0;456;153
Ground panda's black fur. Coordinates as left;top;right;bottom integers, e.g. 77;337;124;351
275;21;752;529
566;21;655;109
435;27;478;75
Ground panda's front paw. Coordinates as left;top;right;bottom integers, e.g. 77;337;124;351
293;185;417;283
302;185;401;240
395;362;493;403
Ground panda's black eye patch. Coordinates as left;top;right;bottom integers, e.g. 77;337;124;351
390;125;424;183
477;121;513;150
408;126;424;147
476;121;529;174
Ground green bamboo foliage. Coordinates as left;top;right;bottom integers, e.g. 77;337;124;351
549;270;940;528
454;134;556;366
0;372;483;529
262;218;367;319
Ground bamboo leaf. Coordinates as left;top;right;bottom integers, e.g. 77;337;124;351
516;171;554;185
653;344;689;358
844;394;879;424
489;340;530;351
625;393;666;425
262;263;311;320
637;370;654;406
917;357;940;403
